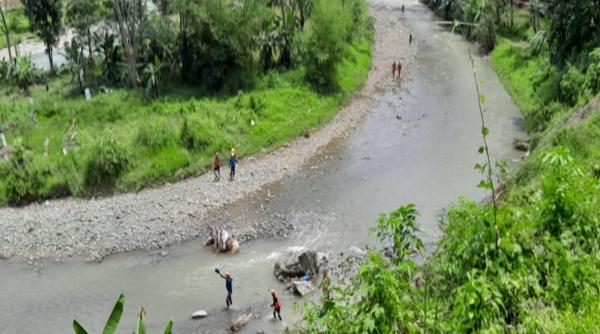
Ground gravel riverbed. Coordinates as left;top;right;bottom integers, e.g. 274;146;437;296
0;3;414;262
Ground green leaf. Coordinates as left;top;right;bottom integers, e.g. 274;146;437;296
479;94;487;104
482;127;489;137
73;320;89;334
478;146;485;154
162;320;174;334
136;307;147;334
102;294;125;334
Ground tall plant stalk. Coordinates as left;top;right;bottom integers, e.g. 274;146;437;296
468;50;499;246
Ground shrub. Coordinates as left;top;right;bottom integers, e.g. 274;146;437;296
4;163;45;205
135;119;177;149
560;64;589;105
180;114;220;151
84;138;130;191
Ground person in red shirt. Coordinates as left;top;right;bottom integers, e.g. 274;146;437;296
213;152;221;181
270;289;282;321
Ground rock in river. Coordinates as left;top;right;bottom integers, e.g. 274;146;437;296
274;250;326;282
291;280;315;296
191;310;207;319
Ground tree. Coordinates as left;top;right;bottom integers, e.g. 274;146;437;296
66;0;106;61
0;2;13;61
177;0;269;91
21;0;63;73
111;0;146;87
544;0;600;65
303;0;351;89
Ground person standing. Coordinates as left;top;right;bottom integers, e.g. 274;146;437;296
213;152;221;181
229;150;238;181
409;32;413;46
397;62;403;78
392;61;397;78
215;268;233;309
270;289;282;321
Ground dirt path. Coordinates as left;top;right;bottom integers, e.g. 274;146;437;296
0;3;415;262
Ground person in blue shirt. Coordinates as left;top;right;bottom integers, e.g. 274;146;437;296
229;150;238;181
215;268;233;309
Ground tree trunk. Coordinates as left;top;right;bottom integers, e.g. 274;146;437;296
299;0;305;29
87;28;93;61
47;44;54;73
0;3;12;61
113;0;139;87
509;0;514;30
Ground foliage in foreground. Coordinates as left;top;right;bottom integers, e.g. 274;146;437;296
300;146;600;333
72;294;173;334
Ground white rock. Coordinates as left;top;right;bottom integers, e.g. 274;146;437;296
191;310;207;319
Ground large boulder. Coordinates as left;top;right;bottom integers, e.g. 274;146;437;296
274;250;326;282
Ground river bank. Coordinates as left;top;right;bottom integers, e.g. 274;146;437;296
0;3;415;262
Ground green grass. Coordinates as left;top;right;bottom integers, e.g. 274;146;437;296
0;37;372;204
0;8;32;49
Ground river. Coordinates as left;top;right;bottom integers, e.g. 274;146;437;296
0;1;526;333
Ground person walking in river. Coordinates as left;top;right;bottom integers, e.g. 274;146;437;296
213;152;221;182
392;61;397;78
270;289;282;321
229;149;238;181
215;268;233;309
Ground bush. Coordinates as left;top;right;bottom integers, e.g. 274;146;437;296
560;64;590;105
303;0;351;89
84;138;130;191
4;163;45;205
135;118;177;149
180;114;221;151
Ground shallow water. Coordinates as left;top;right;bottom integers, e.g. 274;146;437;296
0;1;526;333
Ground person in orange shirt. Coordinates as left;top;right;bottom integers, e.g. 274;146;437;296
270;289;282;321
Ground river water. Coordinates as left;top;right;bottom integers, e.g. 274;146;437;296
0;1;526;333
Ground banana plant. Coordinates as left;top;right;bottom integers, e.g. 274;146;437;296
72;294;173;334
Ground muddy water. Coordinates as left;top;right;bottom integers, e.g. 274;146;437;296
0;1;526;333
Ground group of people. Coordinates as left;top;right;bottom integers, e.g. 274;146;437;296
215;269;283;321
391;33;414;79
213;148;238;182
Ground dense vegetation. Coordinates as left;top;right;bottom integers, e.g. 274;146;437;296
0;0;373;205
298;1;600;333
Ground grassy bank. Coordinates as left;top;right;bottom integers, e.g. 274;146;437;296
0;37;372;205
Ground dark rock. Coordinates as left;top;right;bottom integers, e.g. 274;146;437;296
274;250;324;282
513;139;529;152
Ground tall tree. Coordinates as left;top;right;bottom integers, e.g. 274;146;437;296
111;0;147;87
66;0;106;60
21;0;63;73
0;1;12;61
